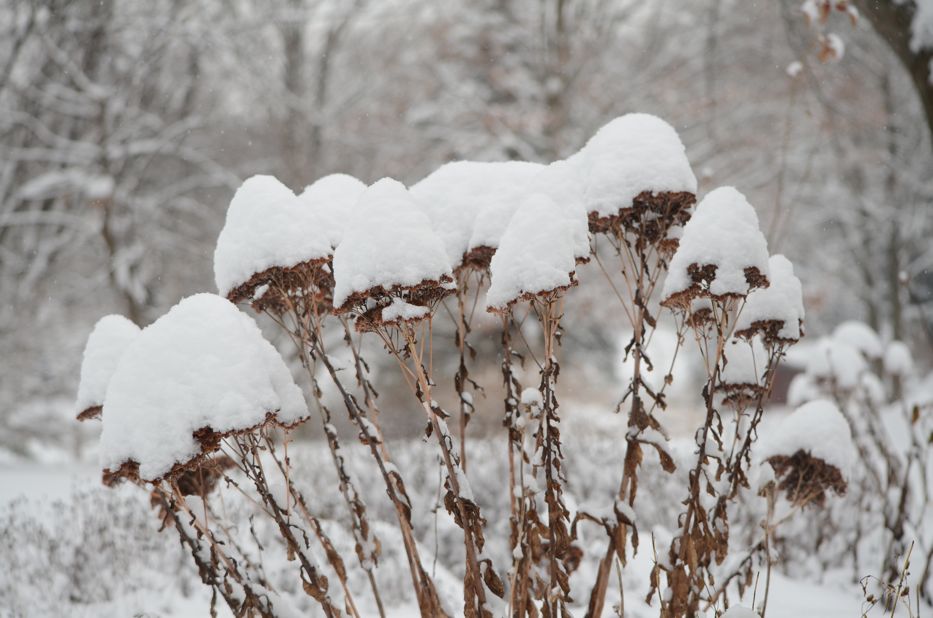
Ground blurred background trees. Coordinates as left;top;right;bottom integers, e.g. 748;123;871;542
1;0;931;454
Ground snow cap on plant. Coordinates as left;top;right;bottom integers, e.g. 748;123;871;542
580;113;697;237
75;314;141;421
758;399;854;506
486;193;577;312
332;178;454;330
832;320;883;360
528;156;591;264
734;254;805;345
717;337;769;407
660;186;770;310
99;293;308;484
297;173;367;250
213;175;333;312
805;336;866;391
410;160;542;271
464;161;546;270
883;340;913;377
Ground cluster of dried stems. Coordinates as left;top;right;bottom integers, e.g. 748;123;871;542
795;348;933;608
99;188;861;618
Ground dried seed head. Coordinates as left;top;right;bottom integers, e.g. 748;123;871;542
661;187;771;312
766;451;847;507
225;257;335;314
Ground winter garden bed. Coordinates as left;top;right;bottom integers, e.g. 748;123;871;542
47;113;933;617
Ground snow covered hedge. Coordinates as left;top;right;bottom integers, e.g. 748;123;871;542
71;112;868;618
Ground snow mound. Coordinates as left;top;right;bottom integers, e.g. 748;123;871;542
381;297;430;324
466;161;546;255
735;254;805;342
298;173;367;249
806;337;866;390
99;293;308;481
832;320;883;359
721;337;768;388
721;607;759;618
214;175;332;299
661;186;770;304
580;113;696;219
411;161;542;269
884;340;913;376
332;178;453;310
75;315;141;418
529;157;591;262
486;193;576;311
758;399;855;478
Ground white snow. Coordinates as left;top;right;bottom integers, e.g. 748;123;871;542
805;337;866;390
529;157;591;262
786;60;803;78
213;175;332;298
99;293;308;481
721;607;759;618
520;387;543;408
465;161;546;254
786;373;820;407
381;297;430;323
332;178;453;310
758;399;856;478
824;33;845;61
298;173;367;249
75;315;141;416
734;254;805;341
410;161;542;268
580;113;696;219
661;186;770;302
832;320;883;359
486;193;576;311
721;337;767;388
912;0;933;52
884;340;913;376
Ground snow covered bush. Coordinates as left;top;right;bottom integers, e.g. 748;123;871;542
72;112;868;618
783;323;933;605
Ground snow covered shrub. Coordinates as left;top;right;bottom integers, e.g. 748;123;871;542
783;324;933;603
74;112;845;618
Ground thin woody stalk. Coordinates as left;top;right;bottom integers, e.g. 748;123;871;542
271;292;386;618
392;319;498;617
311;329;449;618
533;294;573;615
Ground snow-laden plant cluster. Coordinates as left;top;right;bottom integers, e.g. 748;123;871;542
775;321;933;609
73;113;860;618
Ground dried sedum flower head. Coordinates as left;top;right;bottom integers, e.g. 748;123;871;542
580;113;697;238
718;337;769;407
411;160;543;272
661;186;770;310
75;315;141;421
758;399;855;506
297;173;367;250
100;293;308;484
486;193;578;312
332;178;454;330
734;254;805;345
214;175;334;312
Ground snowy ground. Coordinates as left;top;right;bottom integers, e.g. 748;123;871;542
0;445;913;617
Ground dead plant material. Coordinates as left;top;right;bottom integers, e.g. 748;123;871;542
76;404;102;422
226;257;334;313
767;450;848;507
